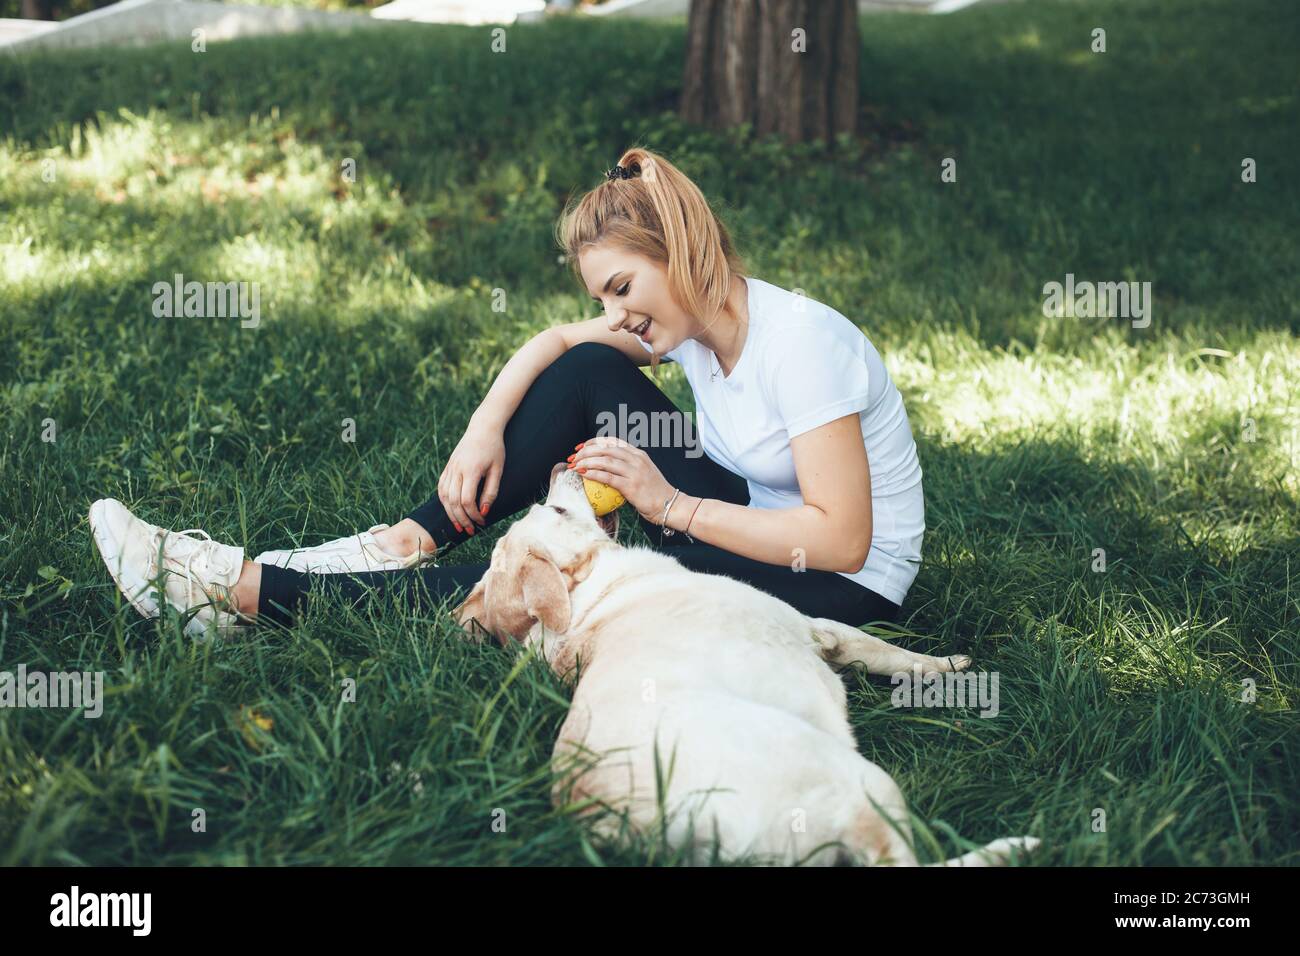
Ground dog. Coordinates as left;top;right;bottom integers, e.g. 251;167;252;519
453;462;1039;866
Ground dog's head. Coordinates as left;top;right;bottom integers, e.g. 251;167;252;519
453;462;620;645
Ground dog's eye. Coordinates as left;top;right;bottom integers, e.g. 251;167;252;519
551;506;568;516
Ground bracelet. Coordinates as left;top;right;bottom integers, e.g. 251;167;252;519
681;497;703;543
659;488;683;541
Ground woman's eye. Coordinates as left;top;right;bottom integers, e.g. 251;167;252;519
591;284;629;307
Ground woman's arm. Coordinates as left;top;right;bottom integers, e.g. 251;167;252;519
571;415;872;573
451;319;647;531
659;413;873;574
470;320;651;432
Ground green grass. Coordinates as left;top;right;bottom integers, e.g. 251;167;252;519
1;0;1297;865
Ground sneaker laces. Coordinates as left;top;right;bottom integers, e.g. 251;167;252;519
152;528;238;613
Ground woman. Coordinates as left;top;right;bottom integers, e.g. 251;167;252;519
89;148;925;638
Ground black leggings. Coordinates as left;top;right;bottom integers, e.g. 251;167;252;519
258;342;902;629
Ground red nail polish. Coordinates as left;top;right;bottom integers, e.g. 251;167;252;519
576;442;585;450
577;467;587;474
454;522;462;533
567;454;575;462
466;524;475;535
480;504;488;516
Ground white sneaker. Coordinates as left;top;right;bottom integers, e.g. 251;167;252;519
88;498;249;639
252;524;435;574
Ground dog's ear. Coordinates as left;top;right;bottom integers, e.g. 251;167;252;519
485;535;573;642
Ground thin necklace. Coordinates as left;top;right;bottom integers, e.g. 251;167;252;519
709;315;746;381
709;281;749;381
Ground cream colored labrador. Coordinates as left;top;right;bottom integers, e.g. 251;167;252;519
453;463;1038;866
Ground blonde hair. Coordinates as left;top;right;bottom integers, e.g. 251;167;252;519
554;146;747;380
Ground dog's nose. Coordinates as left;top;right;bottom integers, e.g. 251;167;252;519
549;461;569;486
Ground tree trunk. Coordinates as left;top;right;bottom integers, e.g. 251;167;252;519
681;0;859;145
21;0;57;20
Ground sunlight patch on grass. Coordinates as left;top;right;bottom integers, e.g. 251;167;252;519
1000;26;1043;53
0;238;137;297
204;233;324;301
894;330;1299;478
1062;50;1099;69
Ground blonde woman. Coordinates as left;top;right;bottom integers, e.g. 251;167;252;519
90;148;924;637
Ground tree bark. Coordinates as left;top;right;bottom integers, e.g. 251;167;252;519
682;0;859;145
21;0;57;20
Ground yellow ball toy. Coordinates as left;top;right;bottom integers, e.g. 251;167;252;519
583;478;626;517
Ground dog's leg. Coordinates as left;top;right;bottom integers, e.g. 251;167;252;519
808;617;970;676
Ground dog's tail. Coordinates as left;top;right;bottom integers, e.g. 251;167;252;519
844;797;1040;867
808;616;971;675
926;836;1041;867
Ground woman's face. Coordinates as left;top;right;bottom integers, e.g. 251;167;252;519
579;245;692;354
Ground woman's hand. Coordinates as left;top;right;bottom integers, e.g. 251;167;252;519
570;436;675;524
439;423;506;534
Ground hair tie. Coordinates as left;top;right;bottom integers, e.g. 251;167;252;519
605;161;641;181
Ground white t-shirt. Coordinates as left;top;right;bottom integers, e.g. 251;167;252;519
636;275;924;605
